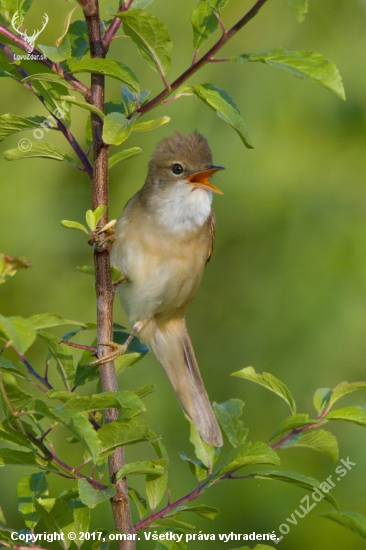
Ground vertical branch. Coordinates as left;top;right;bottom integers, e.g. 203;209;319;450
83;1;135;547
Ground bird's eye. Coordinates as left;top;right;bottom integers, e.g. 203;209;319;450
171;163;183;175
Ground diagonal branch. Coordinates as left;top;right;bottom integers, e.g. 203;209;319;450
0;22;90;99
131;0;269;118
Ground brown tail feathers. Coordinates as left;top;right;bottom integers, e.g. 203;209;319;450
141;318;223;447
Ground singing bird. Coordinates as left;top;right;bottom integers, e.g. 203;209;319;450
110;132;224;447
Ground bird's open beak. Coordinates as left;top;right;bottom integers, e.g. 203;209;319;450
186;165;225;194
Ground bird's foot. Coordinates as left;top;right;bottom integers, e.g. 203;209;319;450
83;341;127;367
82;319;150;367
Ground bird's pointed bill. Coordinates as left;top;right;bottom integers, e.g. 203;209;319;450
186;165;224;194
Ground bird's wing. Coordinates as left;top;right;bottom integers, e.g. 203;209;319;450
206;211;216;264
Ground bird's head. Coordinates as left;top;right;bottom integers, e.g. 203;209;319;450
146;131;224;195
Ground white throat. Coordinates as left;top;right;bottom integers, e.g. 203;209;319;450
153;181;212;234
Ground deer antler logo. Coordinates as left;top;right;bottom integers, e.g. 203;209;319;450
11;12;49;54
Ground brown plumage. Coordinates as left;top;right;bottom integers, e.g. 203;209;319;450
111;132;224;446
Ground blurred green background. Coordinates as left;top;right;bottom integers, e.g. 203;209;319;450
1;0;366;548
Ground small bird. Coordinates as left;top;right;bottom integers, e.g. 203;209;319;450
110;132;224;447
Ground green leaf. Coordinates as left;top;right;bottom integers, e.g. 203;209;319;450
328;381;366;409
148;429;170;468
0;507;4;524
168;504;219;521
109;147;142;169
61;220;89;233
179;451;208;481
0;114;45;142
0;0;34;19
128;487;147;519
327;407;366;427
119;10;172;75
102;112;139;146
34;498;75;548
145;465;168;511
0;419;35;447
66;497;90;543
28;313;87;330
4;142;75;164
49;390;145;417
322;511;366;542
0;253;32;285
37;331;75;387
21;73;72;88
17;472;48;529
97;418;149;461
218;441;280;477
0;356;28;381
70;59;139;92
31;79;72;126
313;387;331;412
187;415;216;469
232;366;296;413
77;265;95;276
283;429;339;462
94;205;107;225
176;84;253;148
54;409;101;464
269;414;317;442
38;37;71;63
78;479;115;509
85;205;107;231
191;1;218;50
86;210;96;231
245;470;338;510
110;266;126;284
0;313;36;353
60;95;105;118
120;86;150;115
64;20;89;63
116;460;165;481
0;527;15;544
231;48;345;100
287;0;308;22
213;399;248;447
132;116;170;132
0;448;46;467
1;371;33;416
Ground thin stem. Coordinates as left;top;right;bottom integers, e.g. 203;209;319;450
103;0;134;48
83;1;135;547
135;479;210;531
131;0;270;118
56;120;94;180
0;24;90;99
215;12;227;34
60;339;97;353
12;346;53;390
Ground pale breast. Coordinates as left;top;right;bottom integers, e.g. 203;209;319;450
111;194;212;323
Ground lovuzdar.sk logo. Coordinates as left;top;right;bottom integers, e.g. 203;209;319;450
11;11;49;59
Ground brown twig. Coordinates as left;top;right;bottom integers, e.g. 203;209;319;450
83;0;135;547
